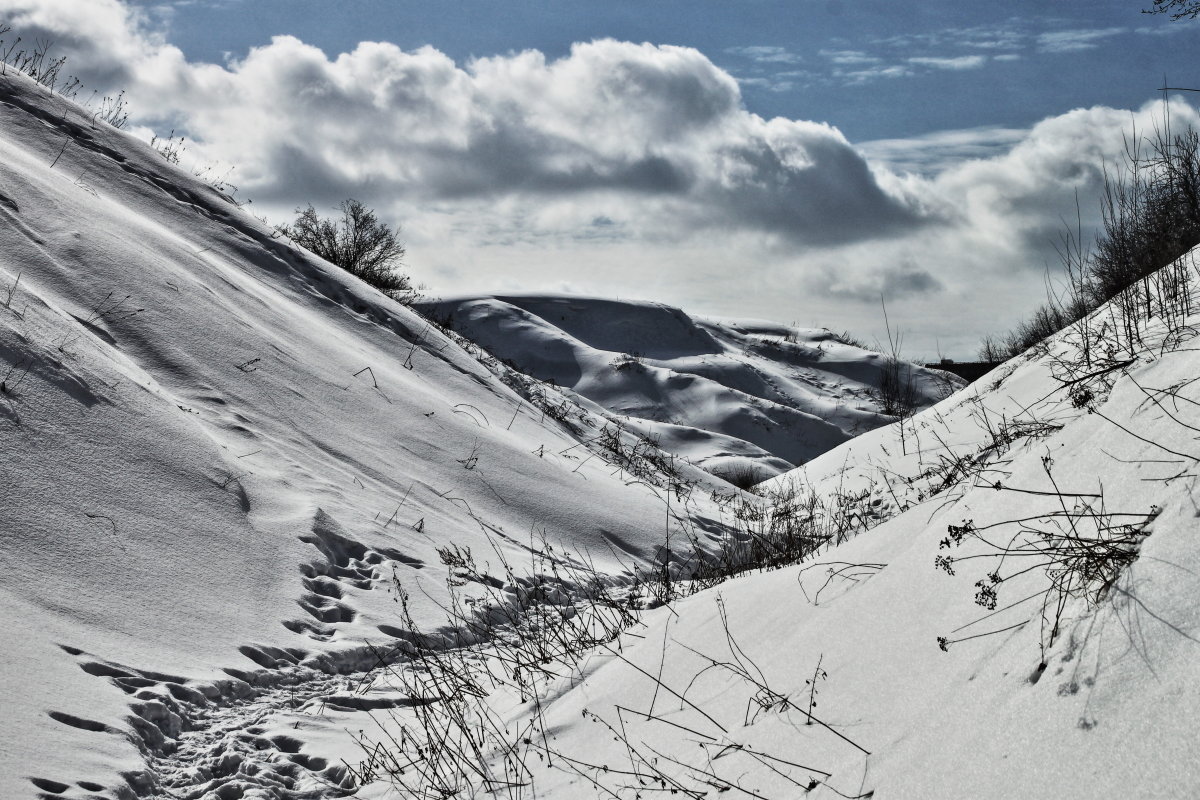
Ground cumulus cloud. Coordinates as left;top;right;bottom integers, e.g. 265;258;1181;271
3;0;1197;358
5;0;928;248
1;0;179;86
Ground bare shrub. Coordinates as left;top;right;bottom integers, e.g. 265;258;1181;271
1145;0;1200;20
874;299;918;418
979;109;1200;363
714;462;764;492
279;199;417;303
934;457;1160;662
827;329;868;349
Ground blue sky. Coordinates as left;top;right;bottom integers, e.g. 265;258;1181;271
7;0;1200;357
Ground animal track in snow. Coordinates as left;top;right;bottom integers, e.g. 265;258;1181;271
285;510;424;641
52;642;378;799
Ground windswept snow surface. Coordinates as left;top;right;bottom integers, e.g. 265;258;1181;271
0;70;738;798
416;294;959;482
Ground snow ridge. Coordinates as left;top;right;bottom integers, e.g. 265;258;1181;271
417;293;960;482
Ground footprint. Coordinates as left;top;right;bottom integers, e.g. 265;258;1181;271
281;618;333;641
286;510;429;640
79;659;184;684
237;644;307;669
322;693;417;711
79;661;135;680
165;683;209;706
376;624;409;639
298;594;356;624
271;735;302;753
302;576;343;599
47;711;114;734
112;676;158;694
29;778;69;795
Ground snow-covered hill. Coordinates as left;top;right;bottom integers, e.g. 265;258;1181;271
528;303;1200;798
0;68;739;798
416;294;958;482
3;59;1200;800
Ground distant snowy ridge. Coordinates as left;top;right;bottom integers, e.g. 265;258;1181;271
416;294;960;483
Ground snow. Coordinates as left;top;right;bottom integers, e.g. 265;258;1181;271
416;294;958;481
510;322;1200;798
3;64;1200;800
0;69;736;798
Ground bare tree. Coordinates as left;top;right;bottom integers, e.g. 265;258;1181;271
1145;0;1200;19
280;199;417;303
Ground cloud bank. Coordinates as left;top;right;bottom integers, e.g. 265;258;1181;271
6;0;926;246
3;0;1197;357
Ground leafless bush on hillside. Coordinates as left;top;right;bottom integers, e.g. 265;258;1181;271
712;462;764;492
980;107;1200;363
149;129;185;164
828;328;868;349
873;299;919;421
0;30;68;94
278;200;417;304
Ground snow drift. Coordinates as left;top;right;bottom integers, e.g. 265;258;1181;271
417;294;957;481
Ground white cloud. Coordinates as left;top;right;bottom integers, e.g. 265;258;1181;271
819;49;880;65
1037;27;1126;53
1134;20;1200;35
841;64;912;83
7;0;926;249
736;76;799;93
725;45;803;64
2;0;1196;358
873;22;1029;53
907;55;987;70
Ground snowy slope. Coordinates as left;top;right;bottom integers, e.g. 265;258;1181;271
416;294;960;482
0;69;739;799
207;274;1200;800
331;268;1200;800
514;302;1200;799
